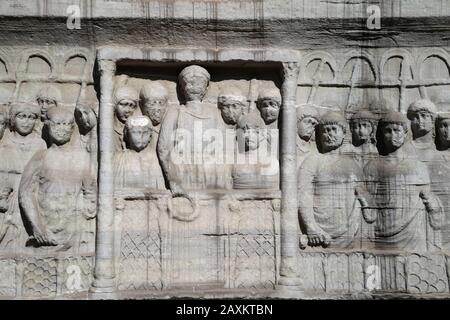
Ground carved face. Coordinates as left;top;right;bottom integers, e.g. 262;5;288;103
127;126;152;152
241;127;264;151
350;119;374;144
142;98;167;126
381;123;407;149
219;100;246;125
410;111;434;137
259;99;280;125
437;119;450;145
48;114;74;145
297;116;318;141
14;111;38;136
75;106;97;133
182;75;209;102
319;124;345;151
37;98;57;120
115;99;137;123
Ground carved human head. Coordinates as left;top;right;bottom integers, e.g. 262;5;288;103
0;104;8;140
296;104;320;141
407;99;437;139
46;107;75;146
379;111;409;151
36;85;62;121
75;103;97;134
9;102;40;136
218;86;248;125
317;111;347;152
436;112;450;148
178;65;210;102
139;82;169;126
257;87;281;125
114;85;139;123
236;112;266;151
349;109;378;146
124;115;153;152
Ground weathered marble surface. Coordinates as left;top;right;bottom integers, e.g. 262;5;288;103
1;0;450;300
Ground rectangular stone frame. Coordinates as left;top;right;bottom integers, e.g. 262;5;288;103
91;47;302;296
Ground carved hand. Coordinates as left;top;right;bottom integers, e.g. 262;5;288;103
419;190;436;213
306;224;331;248
31;224;57;247
169;182;187;198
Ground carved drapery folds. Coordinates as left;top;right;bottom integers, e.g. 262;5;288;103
3;46;450;298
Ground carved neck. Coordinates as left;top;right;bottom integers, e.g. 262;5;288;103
413;131;434;145
50;142;71;150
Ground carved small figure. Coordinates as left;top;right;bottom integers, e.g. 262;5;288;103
232;112;279;190
296;104;319;170
139;82;169;127
364;111;443;251
113;85;139;151
114;115;166;189
256;87;281;128
139;82;169;153
36;85;61;122
36;85;62;141
298;111;368;249
431;112;450;248
407;99;438;161
0;102;46;250
19;107;96;251
74;103;98;153
217;86;248;126
349;109;379;167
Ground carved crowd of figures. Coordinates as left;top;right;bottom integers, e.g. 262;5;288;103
0;86;97;255
297;99;450;252
1;63;449;258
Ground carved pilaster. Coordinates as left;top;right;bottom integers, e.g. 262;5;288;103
279;62;301;286
91;59;116;294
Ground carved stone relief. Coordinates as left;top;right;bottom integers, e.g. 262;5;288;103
2;37;450;299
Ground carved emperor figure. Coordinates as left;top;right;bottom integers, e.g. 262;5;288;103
298;111;368;249
364;111;443;251
19;107;96;252
158;65;227;194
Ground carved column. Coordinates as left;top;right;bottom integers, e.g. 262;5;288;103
91;59;116;294
278;62;301;286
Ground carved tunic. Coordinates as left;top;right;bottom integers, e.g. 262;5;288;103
298;153;363;249
0;132;46;251
114;149;166;190
159;102;230;191
364;150;443;251
19;147;95;253
232;153;279;190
